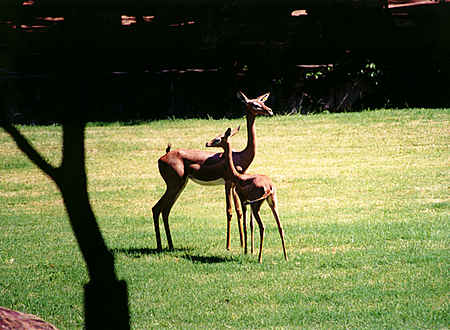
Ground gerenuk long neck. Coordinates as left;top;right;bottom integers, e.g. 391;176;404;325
242;111;256;162
224;140;241;183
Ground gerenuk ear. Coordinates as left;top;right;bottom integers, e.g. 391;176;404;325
230;125;240;137
237;91;249;104
257;92;270;103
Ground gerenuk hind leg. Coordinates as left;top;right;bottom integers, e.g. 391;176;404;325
267;192;288;261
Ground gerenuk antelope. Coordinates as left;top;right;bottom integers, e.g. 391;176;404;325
152;92;273;251
206;127;288;263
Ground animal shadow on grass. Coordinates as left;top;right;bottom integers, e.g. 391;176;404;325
180;254;237;264
111;247;236;263
111;247;191;258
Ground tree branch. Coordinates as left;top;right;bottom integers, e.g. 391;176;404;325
1;120;58;182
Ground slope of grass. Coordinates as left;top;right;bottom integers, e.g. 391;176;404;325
1;109;448;328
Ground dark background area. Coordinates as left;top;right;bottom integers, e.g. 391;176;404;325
1;0;450;123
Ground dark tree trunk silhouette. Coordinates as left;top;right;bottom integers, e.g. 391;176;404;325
0;112;130;329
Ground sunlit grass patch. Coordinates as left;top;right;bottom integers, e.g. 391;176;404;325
1;108;449;329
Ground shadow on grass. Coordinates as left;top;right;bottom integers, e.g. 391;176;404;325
180;254;237;264
111;247;237;264
111;247;191;258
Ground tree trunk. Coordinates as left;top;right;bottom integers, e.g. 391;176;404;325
55;122;130;329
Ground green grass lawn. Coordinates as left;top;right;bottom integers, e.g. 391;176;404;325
1;109;449;328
